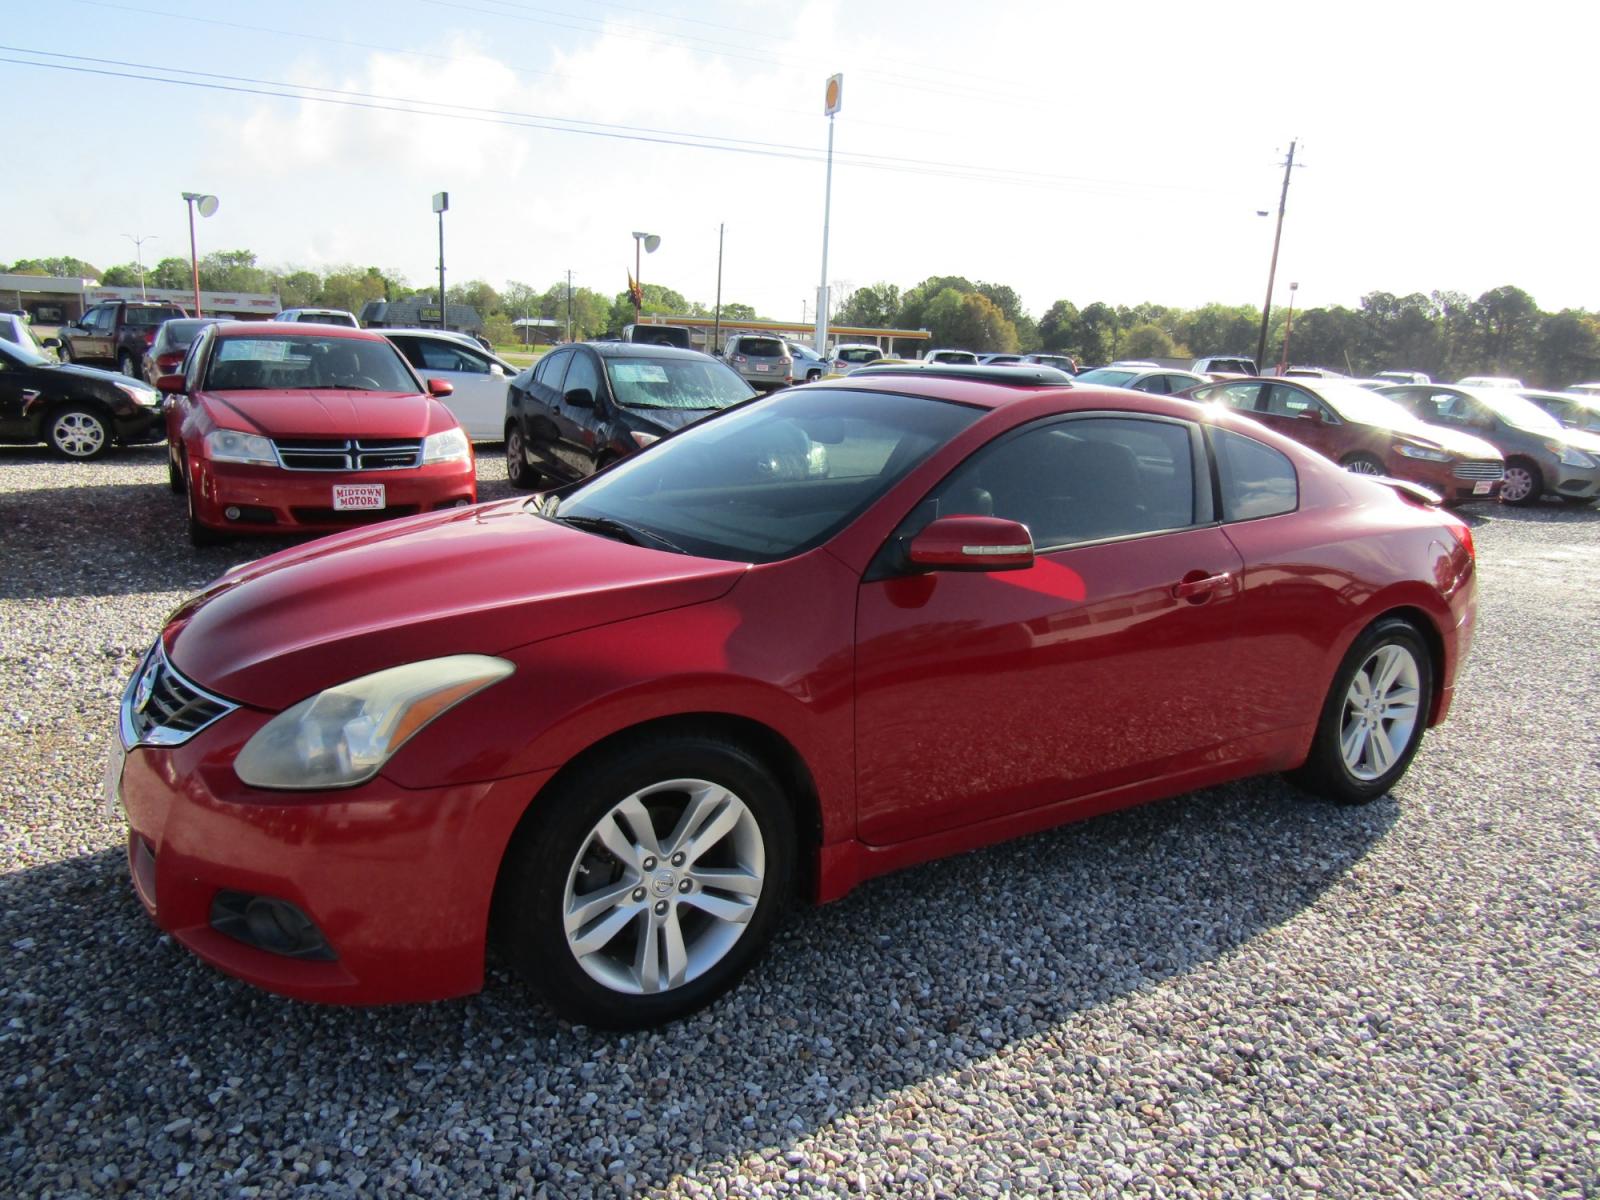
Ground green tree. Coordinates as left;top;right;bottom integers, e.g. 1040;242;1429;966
897;275;976;332
150;257;192;289
922;289;1017;352
99;262;143;287
608;283;690;332
319;266;389;314
1470;285;1540;375
1176;303;1259;361
1121;322;1177;360
9;256;101;278
718;302;759;323
543;283;611;341
198;250;272;293
1037;300;1079;351
1532;310;1600;388
836;282;900;327
278;271;322;309
1070;302;1119;365
447;279;501;317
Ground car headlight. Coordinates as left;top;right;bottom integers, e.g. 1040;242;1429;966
115;381;161;408
422;427;470;464
1394;442;1451;462
204;429;277;466
234;655;515;790
1551;442;1597;468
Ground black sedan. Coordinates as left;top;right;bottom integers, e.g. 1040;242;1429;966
504;342;754;487
0;338;165;459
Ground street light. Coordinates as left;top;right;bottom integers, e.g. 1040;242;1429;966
432;192;449;331
815;72;843;354
180;193;218;316
631;231;660;322
1279;281;1300;373
123;234;157;300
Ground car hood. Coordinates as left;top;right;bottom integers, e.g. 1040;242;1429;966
1550;427;1600;455
1398;424;1502;460
165;499;749;709
198;389;451;438
48;361;139;388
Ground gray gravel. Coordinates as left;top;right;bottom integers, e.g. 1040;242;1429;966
2;444;1597;1199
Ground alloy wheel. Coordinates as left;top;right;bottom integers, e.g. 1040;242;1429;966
1344;457;1383;476
1339;643;1421;782
562;778;765;996
50;411;106;458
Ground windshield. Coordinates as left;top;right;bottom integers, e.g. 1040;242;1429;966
1313;382;1432;429
1075;368;1138;387
0;338;51;368
203;335;419;391
605;356;754;411
123;306;186;327
1470;388;1563;431
551;387;981;563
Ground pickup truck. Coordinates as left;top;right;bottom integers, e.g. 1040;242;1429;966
58;300;188;377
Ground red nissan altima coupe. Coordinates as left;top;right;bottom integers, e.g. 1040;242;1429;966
160;323;476;546
110;365;1477;1027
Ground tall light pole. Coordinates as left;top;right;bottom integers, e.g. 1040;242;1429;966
432;192;449;330
1254;140;1297;370
180;193;218;316
631;231;660;322
123;234;157;300
712;223;725;355
1279;281;1299;373
815;73;843;355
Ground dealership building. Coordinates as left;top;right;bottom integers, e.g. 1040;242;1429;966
0;274;281;324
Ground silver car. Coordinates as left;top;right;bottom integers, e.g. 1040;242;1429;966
722;333;793;391
384;327;518;441
1381;383;1600;506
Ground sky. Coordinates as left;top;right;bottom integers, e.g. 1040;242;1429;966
5;0;1599;326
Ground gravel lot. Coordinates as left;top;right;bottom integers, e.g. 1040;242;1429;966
2;444;1597;1199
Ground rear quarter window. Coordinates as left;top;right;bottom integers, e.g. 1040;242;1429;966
1211;428;1298;520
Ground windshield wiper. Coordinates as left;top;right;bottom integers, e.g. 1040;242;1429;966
552;514;687;554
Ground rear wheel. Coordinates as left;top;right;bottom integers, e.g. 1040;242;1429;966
1500;459;1542;506
495;734;795;1029
47;406;111;460
118;353;137;378
1289;616;1433;805
1341;453;1385;476
57;342;72;364
504;424;539;488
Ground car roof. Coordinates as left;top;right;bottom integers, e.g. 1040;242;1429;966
841;364;1075;400
212;321;383;341
381;326;479;341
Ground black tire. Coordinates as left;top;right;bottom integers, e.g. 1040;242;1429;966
168;444;185;494
46;405;112;460
504;424;539;488
495;733;796;1029
118;353;138;378
186;476;223;547
806;369;822;383
1500;459;1543;506
57;342;72;364
1288;615;1434;805
1340;453;1385;476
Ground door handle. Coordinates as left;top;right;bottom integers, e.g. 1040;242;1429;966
1171;571;1231;601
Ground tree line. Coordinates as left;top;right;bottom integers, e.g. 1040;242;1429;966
10;254;1597;383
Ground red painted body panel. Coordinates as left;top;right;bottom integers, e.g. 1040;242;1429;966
118;375;1478;1005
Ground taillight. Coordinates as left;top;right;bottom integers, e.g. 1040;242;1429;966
1443;512;1475;561
733;354;747;363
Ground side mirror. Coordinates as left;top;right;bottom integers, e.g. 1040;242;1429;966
908;515;1035;572
427;377;454;397
41;337;61;350
490;363;505;377
156;374;187;395
564;387;595;408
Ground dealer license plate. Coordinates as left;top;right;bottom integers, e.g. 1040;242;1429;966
333;483;386;511
101;726;126;816
1473;480;1493;495
754;364;769;372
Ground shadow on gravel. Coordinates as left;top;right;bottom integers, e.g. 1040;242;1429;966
0;777;1396;1194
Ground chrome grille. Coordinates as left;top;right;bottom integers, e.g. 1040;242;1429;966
120;643;237;748
1453;460;1505;481
273;438;423;471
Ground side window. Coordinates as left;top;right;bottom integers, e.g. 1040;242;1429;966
84;307;109;332
1262;384;1325;420
562;350;601;400
417;340;490;373
388;336;424;368
534;348;571;389
1133;375;1170;394
1212;428;1298;520
924;416;1199;549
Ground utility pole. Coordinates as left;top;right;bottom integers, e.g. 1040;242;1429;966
566;269;573;343
1255;140;1297;370
123;234;157;300
432;192;449;331
815;73;842;354
713;223;725;355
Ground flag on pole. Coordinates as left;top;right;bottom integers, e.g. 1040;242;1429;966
627;272;643;309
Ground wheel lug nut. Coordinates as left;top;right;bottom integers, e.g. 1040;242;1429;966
632;887;646;902
671;852;686;867
679;879;692;893
654;900;668;915
642;857;656;871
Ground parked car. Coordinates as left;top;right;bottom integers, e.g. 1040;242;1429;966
924;349;980;365
159;323;475;545
1456;375;1523;388
721;333;793;392
1075;365;1205;394
57;300;187;378
1566;382;1600;399
1523;389;1600;434
1380;383;1600;505
0;312;58;359
503;341;754;488
785;342;828;382
1280;366;1346;379
830;344;885;374
1192;355;1259;377
108;365;1479;1026
141;319;220;388
0;337;164;458
1373;370;1431;386
976;353;1025;365
1020;353;1077;374
273;308;360;328
1190;377;1505;503
384;328;518;441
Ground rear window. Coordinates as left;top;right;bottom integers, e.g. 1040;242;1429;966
838;347;882;364
737;337;786;357
123;306;185;327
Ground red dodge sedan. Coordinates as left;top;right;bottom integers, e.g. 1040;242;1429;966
110;366;1477;1027
160;323;476;546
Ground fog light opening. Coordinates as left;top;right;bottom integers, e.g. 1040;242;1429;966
224;506;241;521
209;891;336;960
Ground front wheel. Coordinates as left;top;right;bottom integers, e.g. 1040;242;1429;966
47;406;111;460
495;735;795;1028
168;444;185;494
504;424;539;488
1288;616;1433;805
1500;460;1542;506
1341;453;1385;476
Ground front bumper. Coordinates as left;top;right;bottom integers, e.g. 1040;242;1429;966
1392;456;1503;503
110;662;551;1004
1552;463;1600;498
112;407;166;446
191;457;477;534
